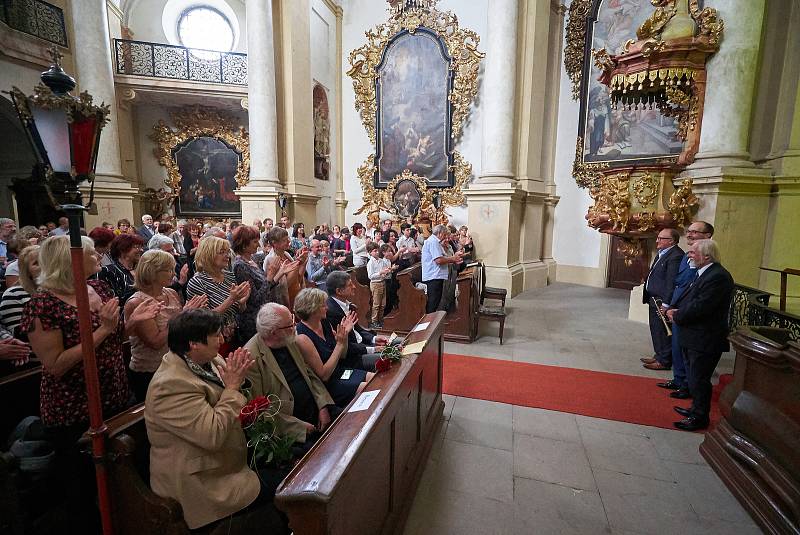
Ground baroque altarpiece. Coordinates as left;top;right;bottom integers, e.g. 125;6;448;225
566;0;724;263
348;0;483;225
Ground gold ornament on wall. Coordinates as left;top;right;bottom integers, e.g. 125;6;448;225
564;0;591;100
150;106;250;205
347;0;482;219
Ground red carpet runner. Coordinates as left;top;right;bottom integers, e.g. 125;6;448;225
442;353;726;431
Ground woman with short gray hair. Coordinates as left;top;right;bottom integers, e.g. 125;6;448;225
294;288;374;406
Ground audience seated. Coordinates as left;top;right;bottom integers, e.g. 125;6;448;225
243;303;335;447
324;271;389;371
294;288;374;406
145;308;288;533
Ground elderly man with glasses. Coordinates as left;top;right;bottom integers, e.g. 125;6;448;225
244;303;335;450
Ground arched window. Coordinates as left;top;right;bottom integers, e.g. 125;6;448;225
176;5;234;58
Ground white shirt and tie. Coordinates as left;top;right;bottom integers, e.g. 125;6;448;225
330;295;376;353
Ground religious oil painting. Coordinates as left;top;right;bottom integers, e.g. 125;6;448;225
173;136;242;217
580;0;683;165
391;179;422;218
376;30;453;187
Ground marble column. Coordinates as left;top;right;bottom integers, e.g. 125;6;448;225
70;0;136;227
689;0;766;168
240;0;282;223
680;0;772;287
477;0;518;183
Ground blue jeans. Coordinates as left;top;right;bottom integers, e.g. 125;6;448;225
671;323;687;388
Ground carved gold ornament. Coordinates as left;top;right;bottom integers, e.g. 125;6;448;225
149;106;250;203
617;238;645;267
347;1;482;219
632;172;659;208
667;178;699;228
564;0;591;100
354;154;472;219
572;137;609;189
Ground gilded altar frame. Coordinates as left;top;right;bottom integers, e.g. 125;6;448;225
150;106;250;217
347;1;483;218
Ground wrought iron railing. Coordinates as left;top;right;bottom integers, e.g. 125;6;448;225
730;284;800;341
0;0;68;47
113;39;247;86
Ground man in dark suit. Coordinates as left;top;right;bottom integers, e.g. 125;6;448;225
666;239;734;431
324;270;388;371
642;228;683;370
654;221;714;398
137;214;156;243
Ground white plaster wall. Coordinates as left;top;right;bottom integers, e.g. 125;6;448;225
551;0;604;271
0;60;50;97
310;0;338;225
126;0;248;53
341;0;487;228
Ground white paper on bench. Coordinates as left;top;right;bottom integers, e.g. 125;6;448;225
348;390;380;412
411;321;430;333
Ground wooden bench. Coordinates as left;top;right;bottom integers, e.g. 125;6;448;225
275;312;447;535
0;365;42;535
381;264;480;343
347;266;372;329
0;364;42;441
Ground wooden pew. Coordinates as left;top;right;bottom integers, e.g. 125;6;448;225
0;364;42;440
381;264;480;343
275;312;447;535
347;266;372;329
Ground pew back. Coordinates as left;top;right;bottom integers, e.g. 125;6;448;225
275;312;447;535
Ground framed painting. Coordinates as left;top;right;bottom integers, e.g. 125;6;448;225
173;136;242;217
375;28;453;188
150;106;250;218
390;179;422;218
574;0;685;174
347;3;482;218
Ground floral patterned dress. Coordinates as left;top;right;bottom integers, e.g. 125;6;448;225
19;279;130;427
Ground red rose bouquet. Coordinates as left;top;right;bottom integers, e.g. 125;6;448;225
239;394;295;467
374;344;404;373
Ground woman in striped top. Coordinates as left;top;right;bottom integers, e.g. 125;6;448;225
0;245;40;337
186;237;251;355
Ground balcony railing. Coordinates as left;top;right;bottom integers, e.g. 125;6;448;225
113;39;247;86
0;0;68;47
730;284;800;341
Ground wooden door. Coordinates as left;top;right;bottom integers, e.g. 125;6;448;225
607;236;650;290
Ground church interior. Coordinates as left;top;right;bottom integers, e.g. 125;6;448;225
1;0;799;533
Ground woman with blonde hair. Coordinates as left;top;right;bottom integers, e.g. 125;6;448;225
294;288;373;406
19;235;132;531
0;245;41;337
124;249;208;401
186;236;250;355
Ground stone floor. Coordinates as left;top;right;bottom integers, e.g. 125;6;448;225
402;283;759;535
